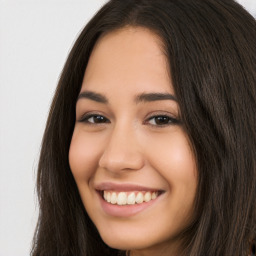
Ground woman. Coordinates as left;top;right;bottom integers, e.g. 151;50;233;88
31;0;256;255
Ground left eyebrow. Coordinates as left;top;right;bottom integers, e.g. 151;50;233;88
135;92;177;103
77;91;108;104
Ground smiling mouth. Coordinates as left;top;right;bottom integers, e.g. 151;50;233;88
101;190;161;206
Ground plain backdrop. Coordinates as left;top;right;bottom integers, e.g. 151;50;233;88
0;1;255;255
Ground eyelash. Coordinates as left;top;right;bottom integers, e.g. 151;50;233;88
145;114;180;126
79;113;110;124
79;113;180;127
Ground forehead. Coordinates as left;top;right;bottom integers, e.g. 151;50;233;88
82;26;173;95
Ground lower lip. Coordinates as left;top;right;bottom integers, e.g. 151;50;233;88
97;192;163;217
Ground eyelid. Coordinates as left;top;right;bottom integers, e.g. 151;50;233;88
78;112;110;124
77;111;180;126
144;112;180;126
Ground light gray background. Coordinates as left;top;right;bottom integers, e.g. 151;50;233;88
0;1;255;255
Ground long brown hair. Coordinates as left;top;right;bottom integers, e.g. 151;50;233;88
31;0;256;255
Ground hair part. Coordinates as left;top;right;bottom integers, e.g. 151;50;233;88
32;0;256;255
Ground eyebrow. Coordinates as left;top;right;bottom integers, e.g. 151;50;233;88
135;92;177;103
77;90;177;104
77;91;108;103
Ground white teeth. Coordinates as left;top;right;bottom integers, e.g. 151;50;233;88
135;192;144;204
103;191;107;201
144;192;151;202
117;192;127;205
127;192;136;204
151;192;157;200
107;192;111;203
103;191;159;205
110;192;117;204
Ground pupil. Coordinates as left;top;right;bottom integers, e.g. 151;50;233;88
156;116;168;124
94;116;105;123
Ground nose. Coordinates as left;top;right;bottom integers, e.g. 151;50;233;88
99;124;145;173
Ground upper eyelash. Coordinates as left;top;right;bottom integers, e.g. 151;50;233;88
78;113;180;126
78;113;110;123
145;115;180;126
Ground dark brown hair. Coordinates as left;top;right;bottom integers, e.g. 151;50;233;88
31;0;256;255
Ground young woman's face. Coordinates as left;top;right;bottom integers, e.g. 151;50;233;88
69;27;197;255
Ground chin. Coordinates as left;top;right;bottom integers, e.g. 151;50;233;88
96;223;178;253
101;235;150;251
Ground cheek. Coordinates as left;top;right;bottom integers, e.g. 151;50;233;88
69;128;103;181
146;129;197;207
148;130;197;179
146;131;197;231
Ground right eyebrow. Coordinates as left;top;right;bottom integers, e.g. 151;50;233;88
135;92;177;103
77;91;108;104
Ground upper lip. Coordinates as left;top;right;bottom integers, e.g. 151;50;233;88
95;182;164;192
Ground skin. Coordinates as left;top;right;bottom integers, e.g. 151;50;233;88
69;27;197;256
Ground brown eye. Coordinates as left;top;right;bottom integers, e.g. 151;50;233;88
147;115;179;126
80;114;110;124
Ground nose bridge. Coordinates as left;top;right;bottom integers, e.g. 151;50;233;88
99;121;144;172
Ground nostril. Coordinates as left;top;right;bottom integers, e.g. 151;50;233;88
99;151;145;173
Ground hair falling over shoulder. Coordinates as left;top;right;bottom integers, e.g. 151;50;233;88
31;0;256;255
